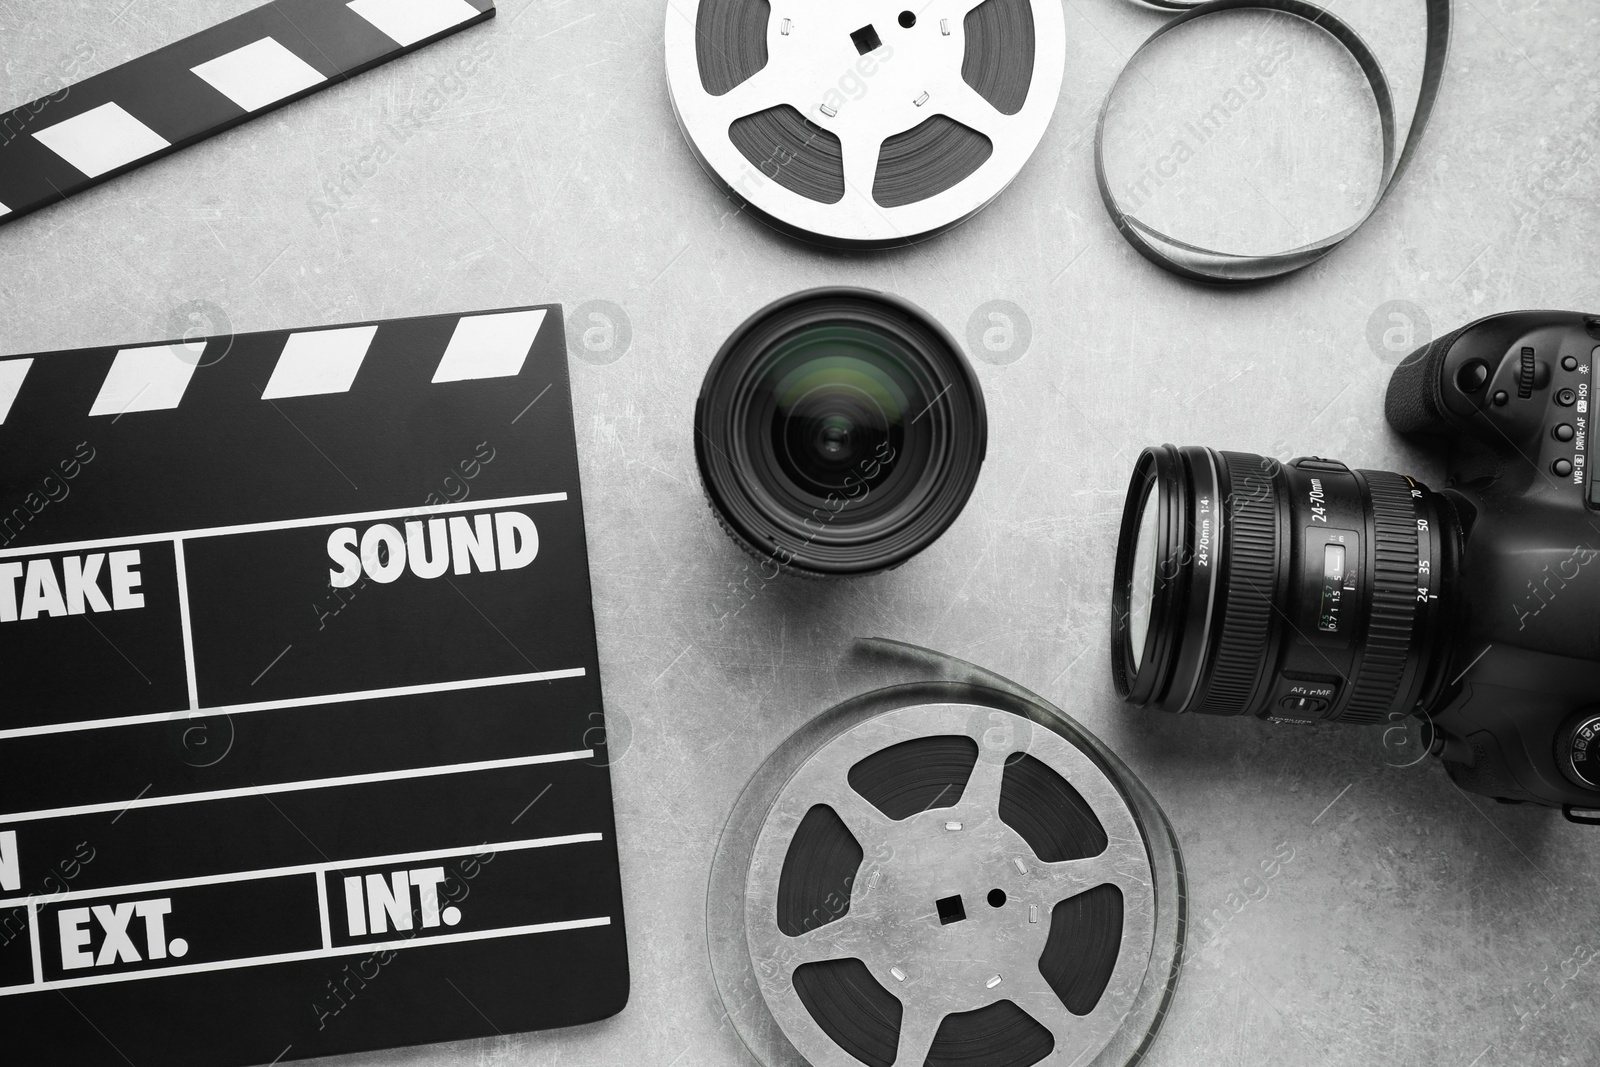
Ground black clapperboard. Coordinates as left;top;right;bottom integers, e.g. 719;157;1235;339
0;306;628;1065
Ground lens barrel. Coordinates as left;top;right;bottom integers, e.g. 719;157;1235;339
1111;446;1457;724
695;288;987;577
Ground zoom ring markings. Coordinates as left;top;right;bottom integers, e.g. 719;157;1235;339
1339;472;1423;725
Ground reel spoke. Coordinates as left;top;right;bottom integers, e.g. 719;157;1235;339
959;750;1008;818
894;1002;945;1067
829;777;895;846
838;128;884;202
932;80;1006;144
707;65;791;126
1035;842;1150;903
1028;996;1091;1050
782;913;872;969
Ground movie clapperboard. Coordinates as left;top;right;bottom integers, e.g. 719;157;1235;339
0;306;628;1065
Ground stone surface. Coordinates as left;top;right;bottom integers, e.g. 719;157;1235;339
2;1;1598;1065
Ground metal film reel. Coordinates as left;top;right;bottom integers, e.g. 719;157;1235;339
664;0;1066;246
709;681;1184;1067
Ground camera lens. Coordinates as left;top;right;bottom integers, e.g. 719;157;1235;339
696;288;987;577
1111;446;1459;724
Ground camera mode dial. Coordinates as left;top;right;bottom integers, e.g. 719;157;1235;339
1556;710;1600;791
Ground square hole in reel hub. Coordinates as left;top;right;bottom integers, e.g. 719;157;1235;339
936;894;967;925
850;24;882;55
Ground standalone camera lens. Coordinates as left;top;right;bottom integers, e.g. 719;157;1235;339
695;288;987;577
1111;446;1459;723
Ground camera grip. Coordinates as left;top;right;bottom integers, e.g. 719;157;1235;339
1384;324;1471;436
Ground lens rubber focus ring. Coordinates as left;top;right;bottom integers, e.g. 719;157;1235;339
1194;452;1281;715
1337;471;1422;725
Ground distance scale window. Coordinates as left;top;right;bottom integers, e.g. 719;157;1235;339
1318;543;1347;633
1302;528;1358;643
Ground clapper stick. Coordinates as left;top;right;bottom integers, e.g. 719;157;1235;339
0;0;495;226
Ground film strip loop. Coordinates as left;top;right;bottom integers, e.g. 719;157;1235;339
1095;0;1453;283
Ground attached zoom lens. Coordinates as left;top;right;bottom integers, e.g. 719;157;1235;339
1111;445;1458;724
695;288;987;577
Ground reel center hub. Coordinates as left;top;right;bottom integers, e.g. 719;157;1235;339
766;0;958;139
853;797;1053;1007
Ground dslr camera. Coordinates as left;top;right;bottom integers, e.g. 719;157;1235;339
1112;311;1600;817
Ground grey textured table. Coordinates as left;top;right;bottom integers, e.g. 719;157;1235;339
3;1;1597;1065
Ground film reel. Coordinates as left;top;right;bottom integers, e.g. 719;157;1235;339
664;0;1066;246
710;674;1184;1067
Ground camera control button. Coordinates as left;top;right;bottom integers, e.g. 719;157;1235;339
1554;459;1574;477
1555;423;1576;442
1556;387;1577;407
1455;360;1490;394
1492;390;1509;407
1563;355;1579;372
1277;695;1329;716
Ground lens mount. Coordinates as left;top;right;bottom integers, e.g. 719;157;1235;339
1112;445;1457;724
696;288;987;577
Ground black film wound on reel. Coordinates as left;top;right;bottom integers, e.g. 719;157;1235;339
709;640;1186;1067
667;0;1065;245
1096;0;1453;283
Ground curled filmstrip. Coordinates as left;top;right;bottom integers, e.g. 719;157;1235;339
1097;0;1453;282
665;0;1066;245
708;641;1186;1067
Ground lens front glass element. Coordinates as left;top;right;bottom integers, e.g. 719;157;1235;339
759;325;917;500
1126;483;1160;671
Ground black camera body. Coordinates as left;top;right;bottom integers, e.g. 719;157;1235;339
1387;311;1600;810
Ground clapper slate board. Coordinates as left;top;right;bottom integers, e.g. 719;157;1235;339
0;306;629;1066
0;0;494;227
